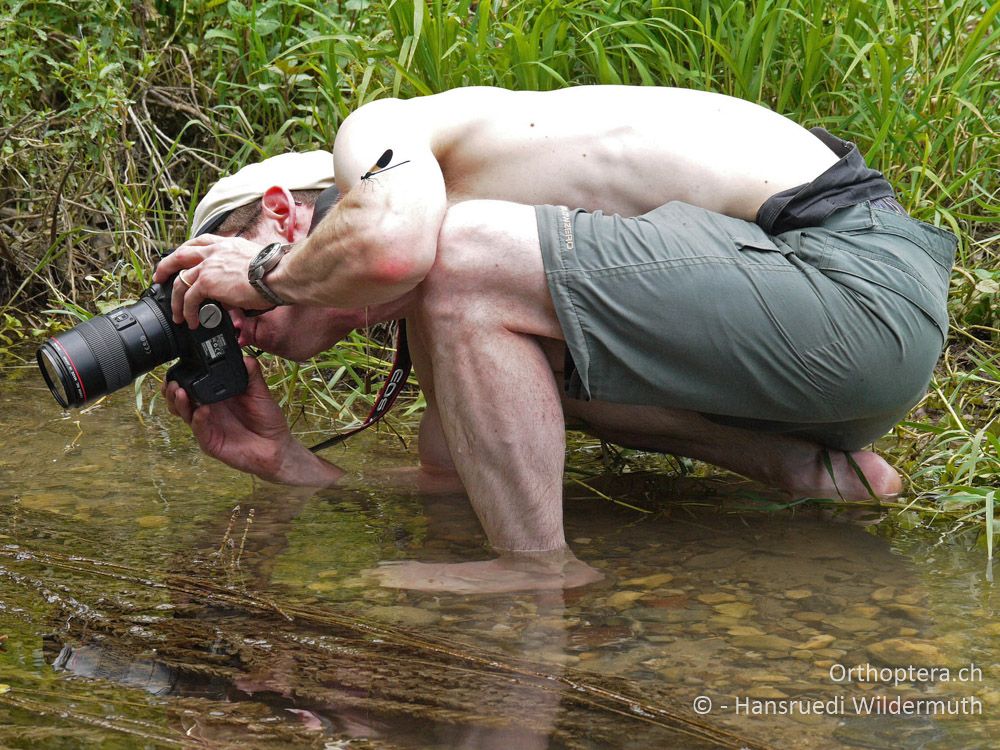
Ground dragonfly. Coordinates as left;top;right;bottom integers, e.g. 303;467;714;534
361;149;411;182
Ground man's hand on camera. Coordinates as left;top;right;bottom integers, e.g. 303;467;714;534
162;356;343;486
154;235;276;330
230;306;358;362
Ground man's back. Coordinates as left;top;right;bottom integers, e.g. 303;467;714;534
392;86;839;218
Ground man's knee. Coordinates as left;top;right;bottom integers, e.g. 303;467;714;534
421;200;542;323
418;205;491;327
434;200;532;276
423;202;497;296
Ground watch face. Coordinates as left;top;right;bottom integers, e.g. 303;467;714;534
252;244;281;275
249;243;287;295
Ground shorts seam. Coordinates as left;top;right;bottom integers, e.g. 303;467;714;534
821;234;933;285
872;207;958;241
868;212;956;269
537;205;593;399
556;256;800;280
550;271;594;398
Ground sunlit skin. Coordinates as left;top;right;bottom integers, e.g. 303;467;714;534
156;86;902;593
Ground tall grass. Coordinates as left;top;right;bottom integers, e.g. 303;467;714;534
1;0;997;535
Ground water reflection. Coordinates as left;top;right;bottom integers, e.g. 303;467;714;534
17;478;578;748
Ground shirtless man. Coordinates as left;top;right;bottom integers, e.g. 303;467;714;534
155;86;956;591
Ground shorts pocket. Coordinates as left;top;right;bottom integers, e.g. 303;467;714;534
724;221;782;253
870;210;957;271
816;233;949;338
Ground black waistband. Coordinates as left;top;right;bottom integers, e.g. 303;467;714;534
756;128;898;235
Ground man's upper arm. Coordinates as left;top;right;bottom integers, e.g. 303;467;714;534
334;99;431;184
331;98;445;286
274;98;446;307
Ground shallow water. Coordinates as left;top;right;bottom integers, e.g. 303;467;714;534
0;360;996;749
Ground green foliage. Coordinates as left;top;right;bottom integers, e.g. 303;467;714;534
1;0;998;535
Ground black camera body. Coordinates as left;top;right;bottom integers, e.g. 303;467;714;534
156;278;248;405
37;274;247;409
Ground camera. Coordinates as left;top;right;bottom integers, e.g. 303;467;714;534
36;274;248;408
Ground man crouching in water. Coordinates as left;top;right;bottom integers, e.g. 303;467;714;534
155;86;956;593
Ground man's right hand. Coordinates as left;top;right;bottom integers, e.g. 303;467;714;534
231;305;359;362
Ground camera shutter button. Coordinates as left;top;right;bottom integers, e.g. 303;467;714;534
199;303;224;329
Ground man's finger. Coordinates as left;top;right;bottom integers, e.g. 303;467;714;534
153;247;207;284
181;279;206;330
170;267;199;324
163;380;179;418
243;356;269;395
190;404;226;458
179;233;226;247
229;308;252;346
169;382;195;424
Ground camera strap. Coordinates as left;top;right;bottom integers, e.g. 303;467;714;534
309;320;411;453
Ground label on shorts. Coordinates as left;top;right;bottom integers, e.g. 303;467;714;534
557;205;575;254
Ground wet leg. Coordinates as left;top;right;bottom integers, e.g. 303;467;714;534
410;201;571;553
374;200;602;591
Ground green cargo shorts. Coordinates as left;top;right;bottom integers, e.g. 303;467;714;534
536;200;956;450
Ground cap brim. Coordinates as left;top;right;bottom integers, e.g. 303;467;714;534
194;210;233;237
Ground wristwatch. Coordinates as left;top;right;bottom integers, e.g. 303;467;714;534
248;242;290;306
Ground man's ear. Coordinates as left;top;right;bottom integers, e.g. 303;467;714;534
260;186;297;239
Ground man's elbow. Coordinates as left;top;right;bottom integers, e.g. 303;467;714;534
362;217;440;290
367;253;430;289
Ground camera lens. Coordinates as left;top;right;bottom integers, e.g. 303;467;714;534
38;345;72;408
36;295;179;408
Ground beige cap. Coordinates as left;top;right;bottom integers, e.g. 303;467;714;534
190;150;336;238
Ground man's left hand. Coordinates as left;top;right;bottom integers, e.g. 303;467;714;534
154;234;275;329
162;355;344;486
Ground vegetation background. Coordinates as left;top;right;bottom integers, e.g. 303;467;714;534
0;0;996;538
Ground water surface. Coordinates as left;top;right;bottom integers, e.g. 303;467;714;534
0;360;995;749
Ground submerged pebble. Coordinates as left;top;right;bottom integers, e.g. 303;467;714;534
783;589;812;600
731;634;799;652
306;582;338;593
799;634;836;650
866;637;947;668
366;605;441;627
713;602;753;618
824;615;882;633
727;625;765;637
605;590;645;610
697;592;737;605
622;572;674;588
871;586;895;602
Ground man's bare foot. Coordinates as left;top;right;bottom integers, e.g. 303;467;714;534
783;448;901;501
366;548;603;594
